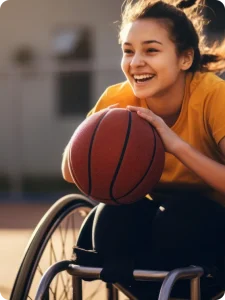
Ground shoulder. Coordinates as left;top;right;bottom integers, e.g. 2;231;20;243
188;71;225;112
190;71;225;97
189;72;225;114
87;81;136;116
191;72;225;144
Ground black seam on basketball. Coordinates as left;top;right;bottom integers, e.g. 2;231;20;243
115;124;157;203
90;124;157;203
88;111;109;196
91;123;157;202
109;110;132;204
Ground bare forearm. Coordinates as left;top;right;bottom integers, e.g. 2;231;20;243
61;144;74;183
174;142;225;195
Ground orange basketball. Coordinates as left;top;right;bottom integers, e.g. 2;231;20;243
69;108;165;205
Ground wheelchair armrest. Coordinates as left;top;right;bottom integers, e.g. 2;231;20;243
68;264;169;281
35;262;204;300
68;264;204;300
158;266;204;300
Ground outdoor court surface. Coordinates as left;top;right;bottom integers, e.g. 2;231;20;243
0;202;127;300
0;203;51;299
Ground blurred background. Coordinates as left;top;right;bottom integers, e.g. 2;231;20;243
0;0;224;298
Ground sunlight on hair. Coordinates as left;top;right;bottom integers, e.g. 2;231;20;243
118;0;225;74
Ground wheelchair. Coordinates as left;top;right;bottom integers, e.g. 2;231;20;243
10;193;225;300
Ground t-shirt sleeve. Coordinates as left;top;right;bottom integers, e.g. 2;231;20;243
205;81;225;144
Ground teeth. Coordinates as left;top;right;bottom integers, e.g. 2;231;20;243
133;74;155;80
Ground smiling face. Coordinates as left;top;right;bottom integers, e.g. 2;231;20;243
121;18;192;101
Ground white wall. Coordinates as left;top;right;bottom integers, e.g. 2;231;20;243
0;0;126;176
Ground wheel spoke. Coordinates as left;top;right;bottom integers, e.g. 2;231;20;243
37;264;44;276
72;213;76;244
58;276;71;300
50;237;58;264
85;281;103;300
59;224;66;260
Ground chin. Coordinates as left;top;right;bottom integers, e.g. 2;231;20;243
133;88;155;99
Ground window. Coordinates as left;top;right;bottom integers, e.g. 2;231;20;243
57;71;91;115
53;26;92;116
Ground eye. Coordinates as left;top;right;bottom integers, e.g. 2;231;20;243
123;49;133;54
147;48;159;53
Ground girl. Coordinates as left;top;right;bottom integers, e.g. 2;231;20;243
62;0;225;298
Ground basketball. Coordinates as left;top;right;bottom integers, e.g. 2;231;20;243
68;108;165;205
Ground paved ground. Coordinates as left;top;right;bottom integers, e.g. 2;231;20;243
0;203;51;299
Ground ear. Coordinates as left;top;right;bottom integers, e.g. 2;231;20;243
180;48;194;70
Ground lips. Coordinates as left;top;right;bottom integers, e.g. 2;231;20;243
133;74;155;83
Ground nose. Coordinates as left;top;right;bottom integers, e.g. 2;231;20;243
130;53;145;68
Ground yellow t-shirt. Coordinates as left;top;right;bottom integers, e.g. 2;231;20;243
87;72;225;205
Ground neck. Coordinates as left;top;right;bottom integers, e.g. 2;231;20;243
145;73;187;122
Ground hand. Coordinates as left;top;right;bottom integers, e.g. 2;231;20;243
127;105;185;154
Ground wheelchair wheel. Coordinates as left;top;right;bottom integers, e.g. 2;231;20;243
10;193;108;300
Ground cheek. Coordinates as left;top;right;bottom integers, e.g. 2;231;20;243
121;57;129;75
147;55;169;74
156;56;180;78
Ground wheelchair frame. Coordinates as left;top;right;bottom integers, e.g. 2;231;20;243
35;260;204;300
10;194;225;300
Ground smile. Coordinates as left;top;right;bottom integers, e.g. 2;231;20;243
133;74;155;83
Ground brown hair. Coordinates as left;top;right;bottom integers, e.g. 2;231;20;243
119;0;225;74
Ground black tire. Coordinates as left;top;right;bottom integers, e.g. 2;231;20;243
10;194;95;300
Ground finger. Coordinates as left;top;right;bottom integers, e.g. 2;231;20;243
108;103;119;109
126;105;140;111
127;105;148;114
137;110;154;122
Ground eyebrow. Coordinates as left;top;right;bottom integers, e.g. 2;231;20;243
123;40;162;46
